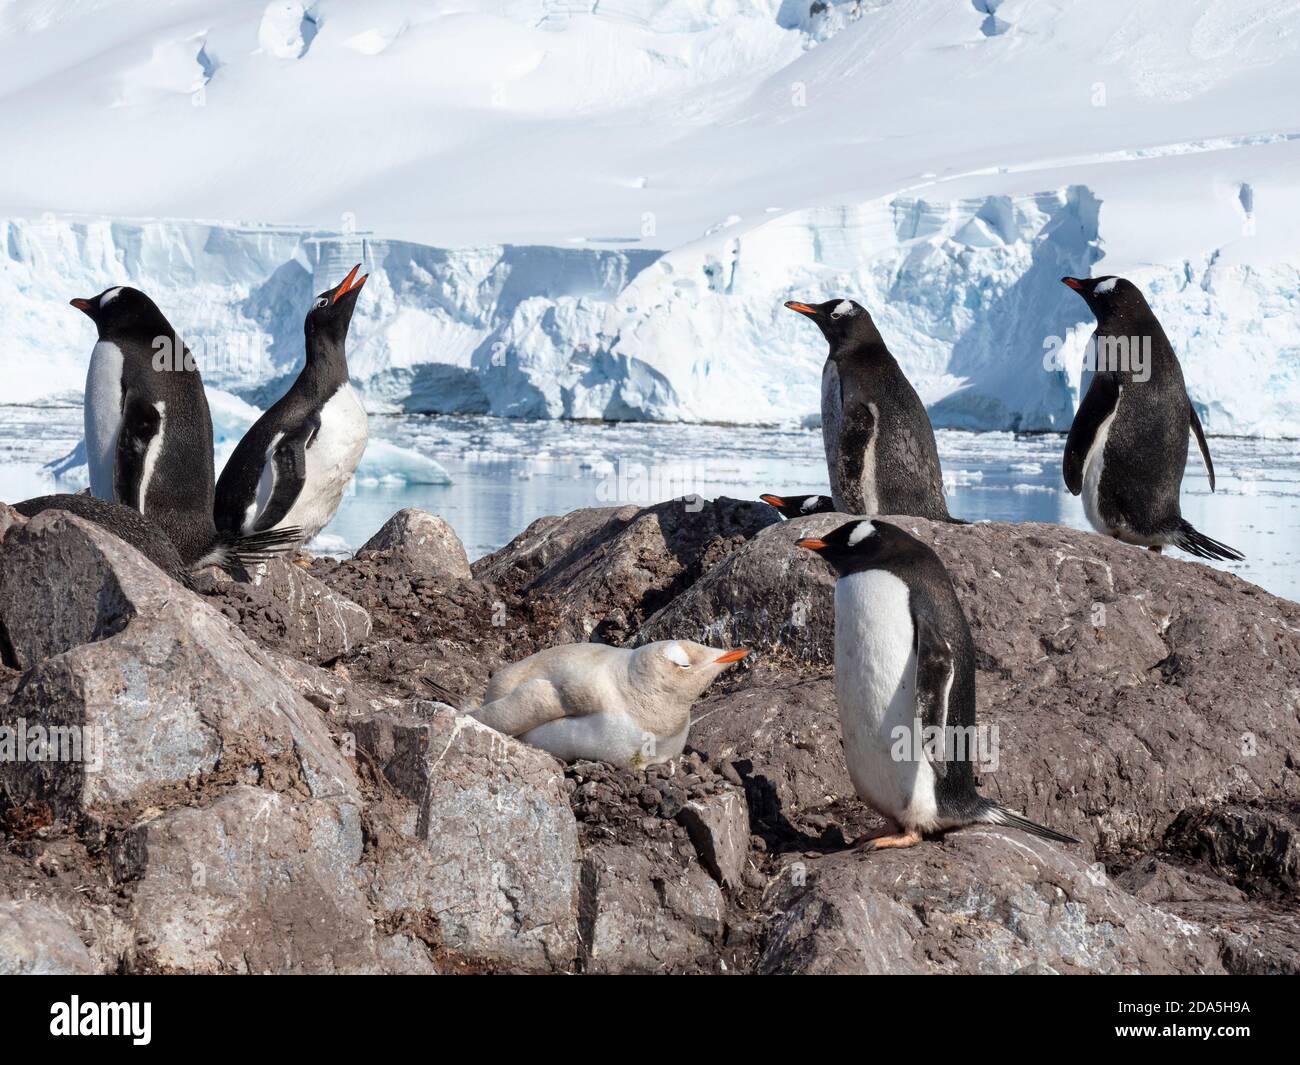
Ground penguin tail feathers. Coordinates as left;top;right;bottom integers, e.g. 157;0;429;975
196;526;305;572
1173;521;1244;562
977;802;1080;845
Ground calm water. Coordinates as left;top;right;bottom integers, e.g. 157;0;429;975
2;406;1297;602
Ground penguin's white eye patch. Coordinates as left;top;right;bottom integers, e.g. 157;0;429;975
847;521;876;546
832;300;854;318
100;287;122;307
663;643;691;668
315;297;329;309
1094;278;1118;294
800;497;822;513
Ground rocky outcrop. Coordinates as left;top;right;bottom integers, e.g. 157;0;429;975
357;508;472;580
474;497;779;644
200;559;372;665
3;498;1298;974
759;828;1225;975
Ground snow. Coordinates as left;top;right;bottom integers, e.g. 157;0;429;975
2;0;1299;435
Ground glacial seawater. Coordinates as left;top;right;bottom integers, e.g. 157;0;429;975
1;406;1297;602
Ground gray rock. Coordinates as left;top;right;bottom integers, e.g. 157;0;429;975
0;900;96;975
476;498;779;643
579;841;726;974
690;668;851;820
638;512;840;664
678;788;750;888
358;508;472;580
760;828;1225;974
1173;901;1300;975
211;558;372;664
0;508;183;670
1117;856;1246;904
125;786;417;973
1;532;358;816
361;707;580;971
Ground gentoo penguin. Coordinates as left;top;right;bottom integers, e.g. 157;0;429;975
473;640;750;768
759;493;835;520
214;265;370;548
786;298;956;521
798;519;1078;849
12;493;192;586
70;287;300;569
1060;276;1243;561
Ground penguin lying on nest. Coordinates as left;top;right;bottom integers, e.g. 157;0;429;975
472;640;750;769
760;493;835;519
70;286;301;571
799;519;1078;850
1061;275;1243;562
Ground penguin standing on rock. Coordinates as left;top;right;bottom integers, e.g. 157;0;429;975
70;287;300;569
786;298;957;522
798;519;1078;850
1061;276;1243;561
473;640;750;768
215;265;370;549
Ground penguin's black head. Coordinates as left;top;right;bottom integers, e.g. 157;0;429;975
785;297;881;350
760;493;835;520
305;264;368;353
796;519;925;576
69;286;167;339
1060;275;1149;319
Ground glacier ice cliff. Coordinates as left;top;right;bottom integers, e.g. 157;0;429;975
3;193;1297;436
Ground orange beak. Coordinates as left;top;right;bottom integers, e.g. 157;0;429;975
332;264;368;303
1061;277;1084;291
796;538;827;551
713;648;749;665
784;301;817;316
760;494;787;508
70;297;94;313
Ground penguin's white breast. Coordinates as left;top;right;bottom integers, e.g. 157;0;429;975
834;569;937;828
1082;388;1121;535
84;341;124;500
279;384;369;537
520;711;685;768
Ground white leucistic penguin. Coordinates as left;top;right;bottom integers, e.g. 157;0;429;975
798;519;1078;850
472;640;750;768
215;265;370;548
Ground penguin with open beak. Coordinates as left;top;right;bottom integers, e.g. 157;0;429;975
215;264;370;550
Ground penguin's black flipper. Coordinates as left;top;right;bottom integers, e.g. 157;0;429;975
1173;520;1244;562
114;392;163;511
1188;399;1216;492
252;414;320;533
1062;373;1119;496
913;614;954;779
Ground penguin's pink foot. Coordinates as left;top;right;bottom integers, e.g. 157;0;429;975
862;828;923;850
851;820;902;849
293;557;312;569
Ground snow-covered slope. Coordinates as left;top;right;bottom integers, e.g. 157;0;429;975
2;0;1299;434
